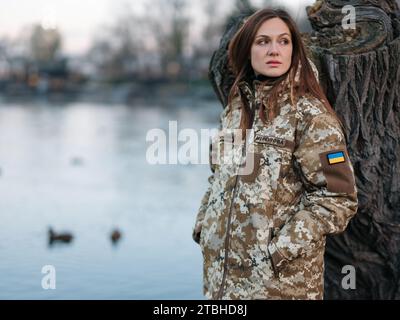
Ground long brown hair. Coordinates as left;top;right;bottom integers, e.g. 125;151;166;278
228;8;340;134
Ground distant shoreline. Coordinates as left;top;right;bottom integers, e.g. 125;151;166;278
0;81;219;106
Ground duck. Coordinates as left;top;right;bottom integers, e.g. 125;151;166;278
70;157;84;166
110;229;122;244
48;227;74;244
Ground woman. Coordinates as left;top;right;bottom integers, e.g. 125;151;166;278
192;8;358;300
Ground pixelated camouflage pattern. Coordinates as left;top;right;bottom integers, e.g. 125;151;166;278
193;78;358;300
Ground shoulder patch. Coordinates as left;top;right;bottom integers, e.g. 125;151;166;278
319;149;356;194
327;151;345;165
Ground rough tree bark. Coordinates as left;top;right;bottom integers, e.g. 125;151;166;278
208;0;400;299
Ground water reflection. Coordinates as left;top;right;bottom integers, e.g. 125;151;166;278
0;98;220;299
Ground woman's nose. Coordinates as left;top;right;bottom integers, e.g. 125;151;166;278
267;41;279;56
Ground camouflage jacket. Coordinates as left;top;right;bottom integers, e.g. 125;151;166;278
192;79;358;300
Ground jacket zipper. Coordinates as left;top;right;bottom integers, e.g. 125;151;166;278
216;173;240;299
217;97;258;300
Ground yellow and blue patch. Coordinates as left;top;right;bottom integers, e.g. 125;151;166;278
327;151;345;164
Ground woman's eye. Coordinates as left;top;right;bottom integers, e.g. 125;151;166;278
256;38;289;46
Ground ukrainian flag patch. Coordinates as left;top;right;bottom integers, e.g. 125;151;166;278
327;151;345;165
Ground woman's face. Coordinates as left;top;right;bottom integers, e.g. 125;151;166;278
250;17;293;78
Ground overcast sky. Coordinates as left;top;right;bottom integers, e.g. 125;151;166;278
0;0;313;56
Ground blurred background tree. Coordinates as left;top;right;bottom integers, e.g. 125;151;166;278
30;24;62;63
0;0;314;95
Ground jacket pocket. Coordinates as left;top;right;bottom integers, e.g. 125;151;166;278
255;226;274;258
239;152;261;183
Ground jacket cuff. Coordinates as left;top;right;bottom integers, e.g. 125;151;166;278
268;241;289;276
192;225;202;244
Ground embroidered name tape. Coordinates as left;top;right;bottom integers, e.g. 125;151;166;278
327;151;345;164
255;135;285;147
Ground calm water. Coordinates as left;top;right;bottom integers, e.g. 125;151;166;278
0;95;221;299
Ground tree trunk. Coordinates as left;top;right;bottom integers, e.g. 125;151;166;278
307;0;400;300
208;0;400;299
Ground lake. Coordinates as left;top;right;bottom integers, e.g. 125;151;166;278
0;95;221;299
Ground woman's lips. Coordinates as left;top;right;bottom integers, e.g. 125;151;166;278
266;61;281;68
267;61;281;65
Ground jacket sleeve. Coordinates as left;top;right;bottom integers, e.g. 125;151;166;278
267;111;358;273
192;108;225;244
